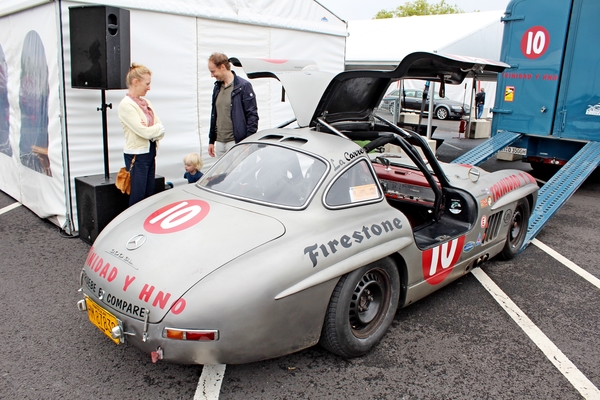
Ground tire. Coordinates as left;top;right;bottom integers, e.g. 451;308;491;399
498;198;530;260
435;107;449;120
319;258;400;358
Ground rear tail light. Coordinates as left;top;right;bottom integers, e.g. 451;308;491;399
163;328;219;341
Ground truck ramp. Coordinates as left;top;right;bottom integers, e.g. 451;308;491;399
451;131;522;166
524;141;600;247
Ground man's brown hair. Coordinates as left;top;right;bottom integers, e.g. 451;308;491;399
208;52;231;70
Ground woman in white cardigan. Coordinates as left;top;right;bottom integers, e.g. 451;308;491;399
118;63;165;206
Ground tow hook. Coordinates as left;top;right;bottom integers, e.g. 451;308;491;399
77;299;87;311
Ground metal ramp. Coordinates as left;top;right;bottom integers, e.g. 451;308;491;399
524;141;600;248
451;131;522;166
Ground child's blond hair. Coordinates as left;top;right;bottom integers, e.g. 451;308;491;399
183;153;203;170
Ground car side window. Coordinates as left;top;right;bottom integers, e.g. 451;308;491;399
325;160;382;207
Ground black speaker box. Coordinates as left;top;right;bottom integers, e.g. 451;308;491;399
75;173;165;245
69;5;130;90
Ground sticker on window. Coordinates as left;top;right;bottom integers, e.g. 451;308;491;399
349;184;379;202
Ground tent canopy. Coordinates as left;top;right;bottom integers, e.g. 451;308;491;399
0;0;348;35
345;10;504;71
345;10;506;115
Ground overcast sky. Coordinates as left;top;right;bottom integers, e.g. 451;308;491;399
317;0;511;20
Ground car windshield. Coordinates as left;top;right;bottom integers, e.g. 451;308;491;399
198;143;327;208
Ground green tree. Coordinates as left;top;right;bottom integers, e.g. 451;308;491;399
374;0;464;19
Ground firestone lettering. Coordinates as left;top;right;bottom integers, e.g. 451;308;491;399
489;172;536;202
304;218;403;267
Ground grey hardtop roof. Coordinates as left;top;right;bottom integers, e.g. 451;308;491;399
231;52;509;128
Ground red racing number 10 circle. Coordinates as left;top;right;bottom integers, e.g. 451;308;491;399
521;26;550;59
144;200;210;234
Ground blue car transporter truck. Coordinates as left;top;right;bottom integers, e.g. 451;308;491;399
453;0;600;248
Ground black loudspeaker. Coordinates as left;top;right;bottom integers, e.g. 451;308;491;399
75;173;165;245
69;5;130;90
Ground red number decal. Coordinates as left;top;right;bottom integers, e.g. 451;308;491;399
521;26;550;59
422;236;466;285
144;200;210;234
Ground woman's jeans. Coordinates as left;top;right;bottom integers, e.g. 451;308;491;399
125;141;156;206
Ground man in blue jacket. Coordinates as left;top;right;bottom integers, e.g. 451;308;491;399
207;52;259;158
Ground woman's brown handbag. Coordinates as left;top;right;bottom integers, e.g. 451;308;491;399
115;156;136;195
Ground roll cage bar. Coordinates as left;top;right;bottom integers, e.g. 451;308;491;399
319;115;450;222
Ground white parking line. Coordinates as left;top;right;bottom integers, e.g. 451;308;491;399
194;364;226;400
532;238;600;290
472;268;600;399
444;142;463;150
189;238;600;400
0;202;21;215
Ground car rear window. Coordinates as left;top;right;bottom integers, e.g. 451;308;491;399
325;160;382;207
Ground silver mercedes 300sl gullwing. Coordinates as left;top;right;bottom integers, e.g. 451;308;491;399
77;52;538;365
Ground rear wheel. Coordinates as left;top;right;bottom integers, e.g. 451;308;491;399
498;198;530;260
319;258;400;358
435;107;449;120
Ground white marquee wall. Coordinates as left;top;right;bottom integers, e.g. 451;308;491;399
0;0;347;233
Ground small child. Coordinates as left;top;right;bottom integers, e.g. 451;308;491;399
183;153;204;183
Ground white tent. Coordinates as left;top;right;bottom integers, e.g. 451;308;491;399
346;10;504;69
0;0;347;233
345;11;505;108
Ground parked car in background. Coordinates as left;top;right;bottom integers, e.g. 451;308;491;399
381;89;470;120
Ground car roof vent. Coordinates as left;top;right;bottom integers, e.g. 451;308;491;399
280;137;308;146
256;134;308;147
257;134;285;142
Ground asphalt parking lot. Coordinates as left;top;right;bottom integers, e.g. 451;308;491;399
1;118;599;399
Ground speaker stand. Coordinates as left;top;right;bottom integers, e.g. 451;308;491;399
96;89;112;181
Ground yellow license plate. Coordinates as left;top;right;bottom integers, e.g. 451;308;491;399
85;297;121;345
